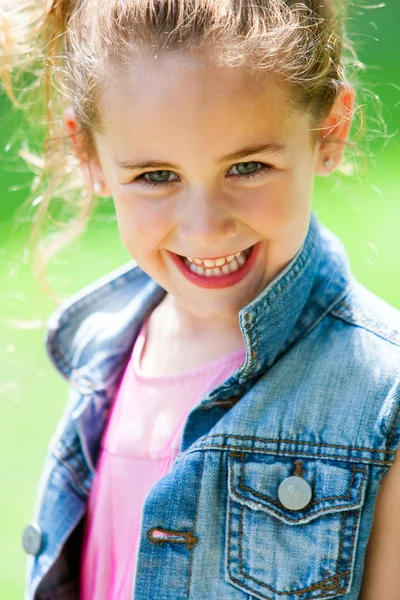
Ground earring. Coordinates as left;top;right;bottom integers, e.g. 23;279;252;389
324;158;335;171
93;181;104;195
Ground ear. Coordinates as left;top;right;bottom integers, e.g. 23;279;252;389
315;83;355;176
63;108;112;197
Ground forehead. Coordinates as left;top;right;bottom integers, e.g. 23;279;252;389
97;54;311;158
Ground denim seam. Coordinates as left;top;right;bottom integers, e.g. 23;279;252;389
186;446;206;600
237;220;319;379
331;302;400;348
201;434;395;455
185;444;393;466
233;452;367;518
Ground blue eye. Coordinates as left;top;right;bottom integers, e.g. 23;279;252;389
137;170;178;188
228;162;270;180
134;161;270;189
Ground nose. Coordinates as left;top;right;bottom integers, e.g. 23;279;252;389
178;189;237;244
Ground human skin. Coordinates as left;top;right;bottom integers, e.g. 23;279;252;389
64;54;354;343
64;56;400;596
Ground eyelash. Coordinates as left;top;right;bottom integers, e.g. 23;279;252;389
133;162;271;189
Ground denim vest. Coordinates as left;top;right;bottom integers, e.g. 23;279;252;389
24;213;400;600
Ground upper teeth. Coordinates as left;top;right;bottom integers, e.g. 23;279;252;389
187;252;242;268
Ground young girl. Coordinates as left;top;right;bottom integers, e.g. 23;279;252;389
2;1;400;599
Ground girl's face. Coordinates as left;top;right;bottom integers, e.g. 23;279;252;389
79;55;352;325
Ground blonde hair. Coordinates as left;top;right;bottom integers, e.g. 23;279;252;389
0;0;359;278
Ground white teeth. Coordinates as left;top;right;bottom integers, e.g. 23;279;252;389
229;259;239;272
203;259;215;267
182;247;251;277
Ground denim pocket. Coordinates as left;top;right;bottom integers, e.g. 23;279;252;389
226;451;368;600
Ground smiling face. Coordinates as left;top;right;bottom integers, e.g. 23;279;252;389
72;54;352;327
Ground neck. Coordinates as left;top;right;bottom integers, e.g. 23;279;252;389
152;293;243;340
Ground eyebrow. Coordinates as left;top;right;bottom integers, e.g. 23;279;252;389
115;142;288;171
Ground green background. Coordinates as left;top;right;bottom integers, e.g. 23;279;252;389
0;3;399;597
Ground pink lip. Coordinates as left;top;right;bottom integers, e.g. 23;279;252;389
168;243;261;289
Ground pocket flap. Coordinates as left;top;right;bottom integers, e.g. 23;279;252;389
228;451;368;525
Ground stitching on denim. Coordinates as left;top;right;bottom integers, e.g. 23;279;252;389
336;511;346;574
147;528;198;550
227;448;366;598
226;463;359;599
245;226;318;324
234;452;367;519
48;271;165;384
331;301;400;347
195;443;393;466
232;454;367;524
186;446;206;600
227;493;274;599
239;312;259;379
235;501;350;596
206;434;395;455
236;220;319;381
51;450;90;500
345;498;361;590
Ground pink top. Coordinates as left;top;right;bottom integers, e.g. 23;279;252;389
80;318;245;600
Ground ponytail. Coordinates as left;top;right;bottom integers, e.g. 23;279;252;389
0;0;94;295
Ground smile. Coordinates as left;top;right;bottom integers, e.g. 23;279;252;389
182;248;252;276
169;243;260;289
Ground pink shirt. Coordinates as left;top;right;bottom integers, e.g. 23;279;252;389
80;319;246;600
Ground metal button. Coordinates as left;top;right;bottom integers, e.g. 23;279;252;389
22;523;43;555
278;476;312;510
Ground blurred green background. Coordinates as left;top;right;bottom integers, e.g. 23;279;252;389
0;3;399;598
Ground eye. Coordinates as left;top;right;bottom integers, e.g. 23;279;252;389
228;162;271;181
135;170;180;189
132;161;271;189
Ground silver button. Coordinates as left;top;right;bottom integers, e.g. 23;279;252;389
22;523;43;555
278;476;312;510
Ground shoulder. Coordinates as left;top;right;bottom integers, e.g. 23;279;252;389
319;281;400;453
45;261;165;388
330;280;400;350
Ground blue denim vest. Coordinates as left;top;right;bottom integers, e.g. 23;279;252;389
25;213;400;600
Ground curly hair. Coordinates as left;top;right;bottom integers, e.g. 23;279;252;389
0;0;360;277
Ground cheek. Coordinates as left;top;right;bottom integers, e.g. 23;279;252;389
112;192;172;256
243;174;311;236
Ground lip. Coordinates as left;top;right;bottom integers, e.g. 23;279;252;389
168;242;261;289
